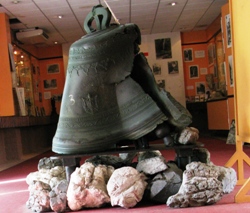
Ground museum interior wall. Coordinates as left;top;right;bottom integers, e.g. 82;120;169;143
181;2;234;131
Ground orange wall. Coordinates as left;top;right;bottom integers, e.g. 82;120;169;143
0;13;15;116
181;30;207;44
182;43;209;98
181;15;221;45
17;44;62;59
38;45;62;59
38;58;65;115
181;14;224;99
206;15;222;41
17;44;39;58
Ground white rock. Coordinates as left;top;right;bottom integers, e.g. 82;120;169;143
136;156;168;175
167;162;223;208
67;162;114;211
107;166;147;208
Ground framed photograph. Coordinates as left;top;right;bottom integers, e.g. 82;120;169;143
226;120;235;144
44;79;57;89
35;106;41;116
189;65;199;79
44;91;51;99
20;67;30;75
200;68;208;75
183;48;193;62
154;38;172;59
47;63;60;74
195;82;206;95
39;92;42;102
52;94;63;102
228;55;234;87
195;95;200;102
194;50;205;58
168;61;179;74
208;43;216;65
214;64;218;78
152;63;161;75
199;94;205;102
37;66;40;75
40;107;46;116
156;79;165;89
225;14;232;48
32;64;36;74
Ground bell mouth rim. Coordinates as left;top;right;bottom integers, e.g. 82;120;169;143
52;112;167;155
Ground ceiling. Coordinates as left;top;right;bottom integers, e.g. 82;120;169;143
0;0;228;46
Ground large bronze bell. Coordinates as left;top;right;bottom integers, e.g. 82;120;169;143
52;5;192;154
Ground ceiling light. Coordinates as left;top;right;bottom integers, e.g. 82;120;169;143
170;2;177;6
54;41;58;44
58;15;63;19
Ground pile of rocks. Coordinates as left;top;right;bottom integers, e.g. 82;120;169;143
26;148;237;212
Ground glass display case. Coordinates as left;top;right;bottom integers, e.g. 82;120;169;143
13;47;35;116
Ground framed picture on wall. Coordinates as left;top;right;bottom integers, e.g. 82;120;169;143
225;14;232;48
44;91;51;99
154;38;172;59
47;63;60;74
152;63;161;75
44;79;57;89
208;43;216;65
194;50;205;58
37;66;40;75
228;55;234;87
189;65;199;79
214;64;218;78
183;48;193;62
200;67;208;75
195;82;206;95
168;61;179;74
52;94;63;102
156;79;165;89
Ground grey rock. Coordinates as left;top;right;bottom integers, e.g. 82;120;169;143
38;157;63;170
163;135;174;146
145;162;183;203
49;180;68;213
86;155;128;169
192;148;211;164
119;152;137;164
137;150;161;161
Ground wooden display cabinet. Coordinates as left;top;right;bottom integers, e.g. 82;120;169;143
207;98;230;130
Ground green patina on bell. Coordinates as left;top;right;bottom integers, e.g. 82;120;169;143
52;5;192;154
